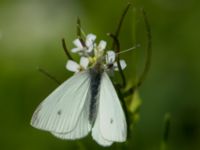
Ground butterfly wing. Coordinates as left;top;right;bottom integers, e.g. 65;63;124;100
31;71;91;134
92;111;113;146
52;90;91;139
98;72;127;142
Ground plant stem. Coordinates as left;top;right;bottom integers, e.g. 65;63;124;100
61;38;74;60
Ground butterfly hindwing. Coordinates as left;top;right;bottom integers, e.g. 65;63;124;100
92;110;113;146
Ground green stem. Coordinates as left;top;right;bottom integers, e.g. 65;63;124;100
61;38;74;60
136;9;152;87
112;3;132;49
123;8;152;97
161;113;171;150
76;17;86;46
108;33;127;88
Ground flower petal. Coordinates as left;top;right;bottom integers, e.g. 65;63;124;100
120;60;127;70
80;57;89;69
73;39;83;48
98;40;107;51
114;60;127;71
71;47;82;53
66;60;80;72
87;46;94;53
86;34;96;47
106;51;116;64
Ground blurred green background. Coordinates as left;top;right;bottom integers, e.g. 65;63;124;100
0;0;200;150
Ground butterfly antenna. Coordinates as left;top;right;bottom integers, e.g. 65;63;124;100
117;44;140;55
37;67;61;85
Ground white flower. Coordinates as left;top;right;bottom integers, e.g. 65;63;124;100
85;34;96;53
71;39;85;53
94;40;107;58
71;33;96;54
113;60;127;71
97;40;107;51
106;51;116;64
66;57;89;73
106;51;127;71
69;33;127;73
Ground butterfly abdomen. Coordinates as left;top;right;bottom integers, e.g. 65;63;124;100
89;66;103;125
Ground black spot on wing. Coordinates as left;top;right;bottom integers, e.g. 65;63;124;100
57;110;62;115
110;118;113;124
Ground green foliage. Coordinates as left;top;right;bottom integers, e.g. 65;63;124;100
0;0;200;150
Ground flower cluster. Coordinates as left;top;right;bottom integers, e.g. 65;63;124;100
66;33;127;73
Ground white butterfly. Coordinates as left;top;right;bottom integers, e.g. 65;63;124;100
30;34;127;146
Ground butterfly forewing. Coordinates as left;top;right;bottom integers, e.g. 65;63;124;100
99;72;127;142
31;71;91;133
52;89;92;139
